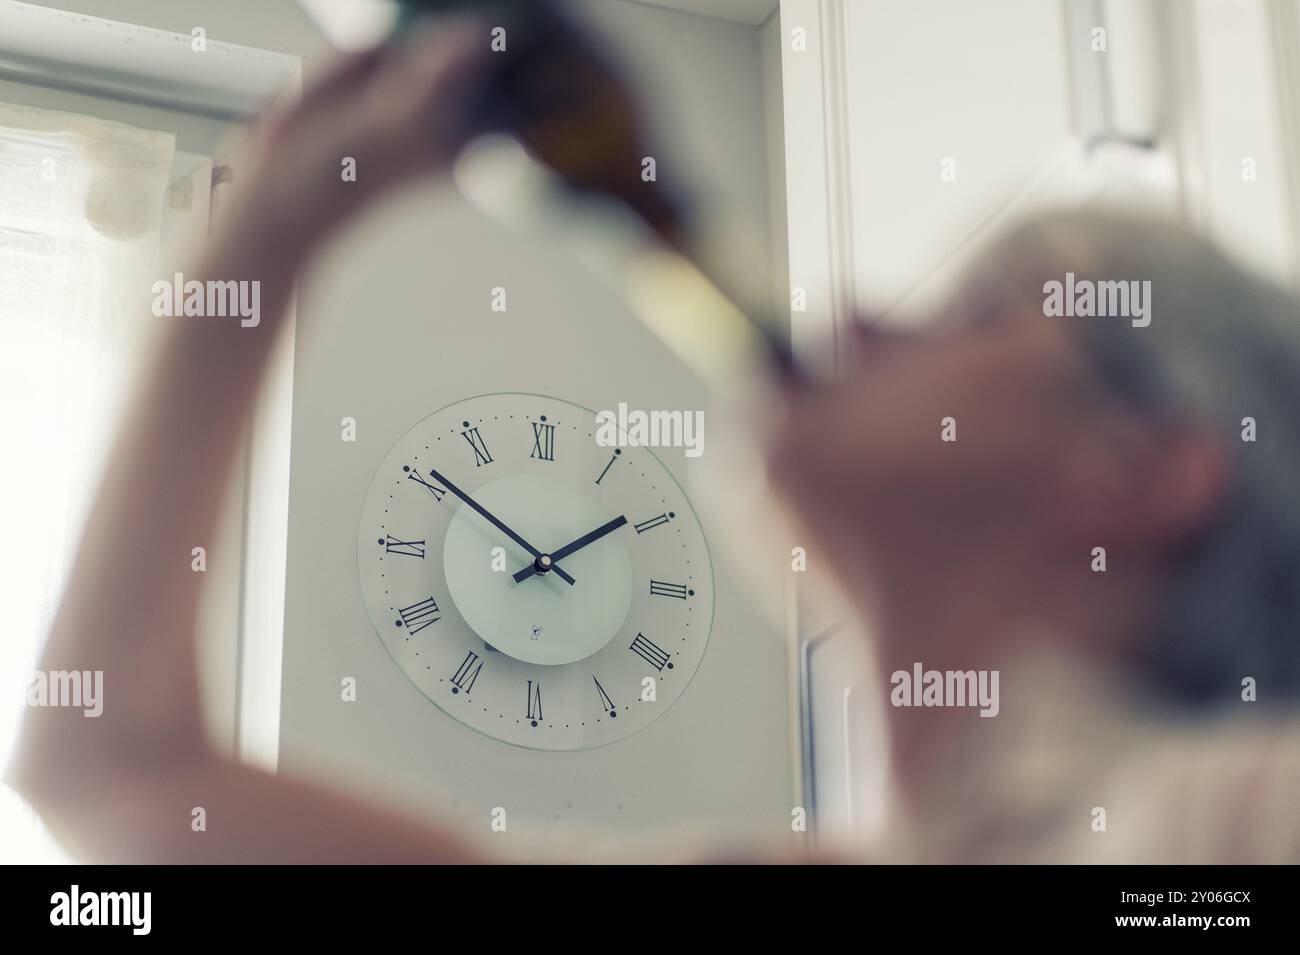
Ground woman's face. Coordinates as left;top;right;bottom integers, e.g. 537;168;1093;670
764;306;1157;646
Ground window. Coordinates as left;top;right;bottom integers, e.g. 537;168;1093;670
0;100;177;862
0;4;299;864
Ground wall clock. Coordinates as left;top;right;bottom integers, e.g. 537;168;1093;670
357;392;714;751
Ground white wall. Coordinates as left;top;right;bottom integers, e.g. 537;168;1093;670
1179;0;1297;283
842;0;1075;320
278;0;794;844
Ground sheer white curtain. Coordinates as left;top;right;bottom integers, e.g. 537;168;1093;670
0;101;175;862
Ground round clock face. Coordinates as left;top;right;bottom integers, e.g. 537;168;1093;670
357;392;714;751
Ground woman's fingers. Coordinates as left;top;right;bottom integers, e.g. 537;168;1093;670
301;43;388;112
357;19;493;168
221;16;494;254
259;45;385;147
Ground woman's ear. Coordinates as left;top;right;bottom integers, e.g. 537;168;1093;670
1142;429;1230;549
1054;418;1227;553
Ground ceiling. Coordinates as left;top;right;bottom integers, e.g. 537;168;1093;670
298;0;780;50
627;0;779;26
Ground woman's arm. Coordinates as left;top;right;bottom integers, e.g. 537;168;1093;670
6;21;493;863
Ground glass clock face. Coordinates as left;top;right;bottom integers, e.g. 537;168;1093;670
357;392;714;751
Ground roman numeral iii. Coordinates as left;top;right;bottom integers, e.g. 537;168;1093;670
460;426;493;467
396;596;441;634
382;535;426;559
530;421;556;461
629;632;673;670
649;579;689;599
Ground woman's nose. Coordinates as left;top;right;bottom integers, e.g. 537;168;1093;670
846;316;919;367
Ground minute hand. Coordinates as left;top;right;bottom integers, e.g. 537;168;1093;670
512;515;627;583
424;465;577;586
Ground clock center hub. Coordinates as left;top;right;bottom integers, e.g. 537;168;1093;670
442;473;634;666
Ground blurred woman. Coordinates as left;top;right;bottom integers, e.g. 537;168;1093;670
8;21;1299;863
767;211;1300;862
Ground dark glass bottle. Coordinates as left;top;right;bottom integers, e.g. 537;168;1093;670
395;0;689;250
394;0;794;379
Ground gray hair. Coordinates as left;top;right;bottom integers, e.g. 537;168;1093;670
957;208;1300;710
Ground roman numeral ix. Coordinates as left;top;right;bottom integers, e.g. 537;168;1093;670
382;535;426;559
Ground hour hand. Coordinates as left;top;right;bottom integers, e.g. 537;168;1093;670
513;515;628;583
425;465;577;586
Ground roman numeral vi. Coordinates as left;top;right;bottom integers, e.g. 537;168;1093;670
526;680;543;724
